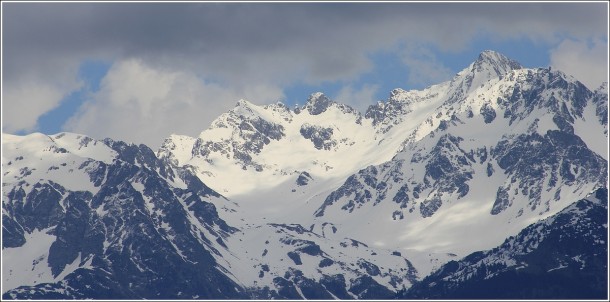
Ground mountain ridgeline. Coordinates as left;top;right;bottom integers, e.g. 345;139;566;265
2;50;607;299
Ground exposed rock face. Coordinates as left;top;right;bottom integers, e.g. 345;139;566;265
3;137;242;299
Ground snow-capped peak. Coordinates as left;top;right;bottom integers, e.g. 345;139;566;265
473;50;522;75
304;92;333;115
229;98;265;120
445;50;523;101
235;98;253;107
233;98;257;112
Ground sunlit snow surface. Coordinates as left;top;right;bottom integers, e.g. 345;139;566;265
2;132;117;195
2;227;92;293
2;228;56;291
159;52;607;279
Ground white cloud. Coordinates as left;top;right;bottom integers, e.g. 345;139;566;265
550;38;608;90
334;84;380;113
63;59;283;149
2;73;81;133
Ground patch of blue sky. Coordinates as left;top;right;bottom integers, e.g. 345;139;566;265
284;36;557;113
34;37;561;134
36;60;111;135
283;50;410;110
358;50;412;96
283;80;343;108
468;35;551;69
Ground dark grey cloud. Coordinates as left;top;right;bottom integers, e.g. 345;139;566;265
2;2;607;142
4;2;606;80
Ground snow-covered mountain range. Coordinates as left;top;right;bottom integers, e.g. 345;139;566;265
2;50;608;299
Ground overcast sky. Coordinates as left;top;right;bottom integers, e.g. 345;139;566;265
2;2;608;148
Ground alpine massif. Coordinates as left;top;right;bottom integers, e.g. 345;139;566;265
2;50;608;299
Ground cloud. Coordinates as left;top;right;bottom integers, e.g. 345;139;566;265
550;38;608;90
3;2;608;143
2;67;82;133
63;59;283;148
334;84;380;113
5;3;606;83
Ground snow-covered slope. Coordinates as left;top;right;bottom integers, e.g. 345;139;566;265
2;132;117;195
1;132;434;299
2;133;244;298
312;65;607;256
159;50;607;259
157;93;401;199
401;187;608;299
